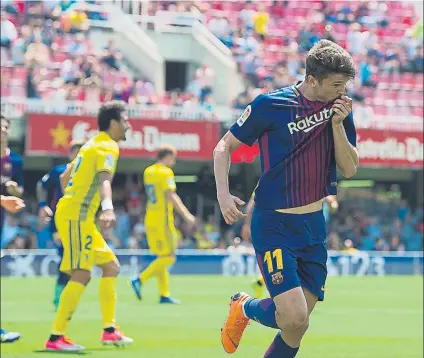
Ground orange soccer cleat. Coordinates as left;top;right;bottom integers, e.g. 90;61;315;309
221;292;251;354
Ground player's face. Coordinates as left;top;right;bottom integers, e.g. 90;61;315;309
115;113;131;141
165;154;176;168
1;119;10;143
313;74;351;102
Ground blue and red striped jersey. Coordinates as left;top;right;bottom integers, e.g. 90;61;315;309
230;85;357;210
39;163;67;212
0;149;23;196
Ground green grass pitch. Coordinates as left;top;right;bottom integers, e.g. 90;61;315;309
1;276;422;358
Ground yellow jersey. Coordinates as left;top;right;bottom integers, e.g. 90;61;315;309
253;12;269;35
144;163;176;227
57;132;119;221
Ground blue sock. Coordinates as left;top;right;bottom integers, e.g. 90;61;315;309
264;333;299;358
243;298;278;329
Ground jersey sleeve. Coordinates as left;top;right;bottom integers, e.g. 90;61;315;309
162;169;176;191
343;113;357;147
12;155;24;188
230;94;271;146
40;168;55;189
96;146;119;174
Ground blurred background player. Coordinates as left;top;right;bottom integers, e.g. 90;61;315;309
44;101;133;352
130;145;196;304
36;140;85;311
1;114;24;344
215;40;358;358
0;195;25;343
1;114;24;225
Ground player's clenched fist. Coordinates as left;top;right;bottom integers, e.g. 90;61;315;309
332;95;352;125
99;209;116;229
217;193;247;225
1;195;25;213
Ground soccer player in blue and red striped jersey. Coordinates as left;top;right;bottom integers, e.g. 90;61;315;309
214;40;359;358
36;140;85;310
0;114;24;343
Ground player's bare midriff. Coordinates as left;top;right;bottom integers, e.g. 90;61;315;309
276;198;324;214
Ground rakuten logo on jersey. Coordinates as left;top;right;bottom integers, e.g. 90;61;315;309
288;108;333;134
71;122;200;152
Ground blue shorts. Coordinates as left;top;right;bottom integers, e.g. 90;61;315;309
251;208;328;301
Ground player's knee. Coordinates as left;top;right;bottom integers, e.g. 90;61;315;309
71;269;91;286
102;260;120;277
275;306;308;331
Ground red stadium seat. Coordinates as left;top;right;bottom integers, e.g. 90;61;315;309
411;107;424;117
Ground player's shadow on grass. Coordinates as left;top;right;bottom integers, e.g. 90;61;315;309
33;349;89;355
34;347;125;355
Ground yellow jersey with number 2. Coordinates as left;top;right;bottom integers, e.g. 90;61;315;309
57;131;119;221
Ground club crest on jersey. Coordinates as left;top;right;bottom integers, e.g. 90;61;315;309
104;154;115;168
288;108;333;134
237;105;251;127
3;162;11;171
271;271;283;285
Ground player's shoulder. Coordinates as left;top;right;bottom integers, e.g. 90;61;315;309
9;150;23;163
53;163;68;175
145;164;173;177
92;133;119;154
247;86;300;113
261;86;300;107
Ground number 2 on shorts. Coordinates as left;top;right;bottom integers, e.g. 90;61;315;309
264;248;283;273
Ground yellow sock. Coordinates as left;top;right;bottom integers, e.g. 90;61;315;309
139;259;162;284
258;276;265;285
156;256;176;298
52;281;85;335
99;277;117;329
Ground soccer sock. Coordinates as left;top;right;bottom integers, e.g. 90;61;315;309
156;256;176;297
139;259;162;284
257;277;265;285
264;333;300;358
243;298;278;329
99;277;117;329
54;273;70;307
52;281;85;335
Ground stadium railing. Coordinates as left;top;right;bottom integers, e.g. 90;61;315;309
2;97;423;133
1;249;422;277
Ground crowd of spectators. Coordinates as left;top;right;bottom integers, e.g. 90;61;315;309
2;0;423;118
2;175;422;254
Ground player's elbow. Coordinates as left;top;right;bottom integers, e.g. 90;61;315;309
340;165;357;178
213;140;226;159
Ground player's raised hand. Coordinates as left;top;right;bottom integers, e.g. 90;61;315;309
5;181;21;196
38;206;53;228
217;193;247;225
1;196;25;213
332;95;352;125
99;209;116;230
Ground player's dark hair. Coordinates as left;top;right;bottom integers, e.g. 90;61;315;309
306;40;356;81
1;114;10;125
157;144;177;160
97;101;126;132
